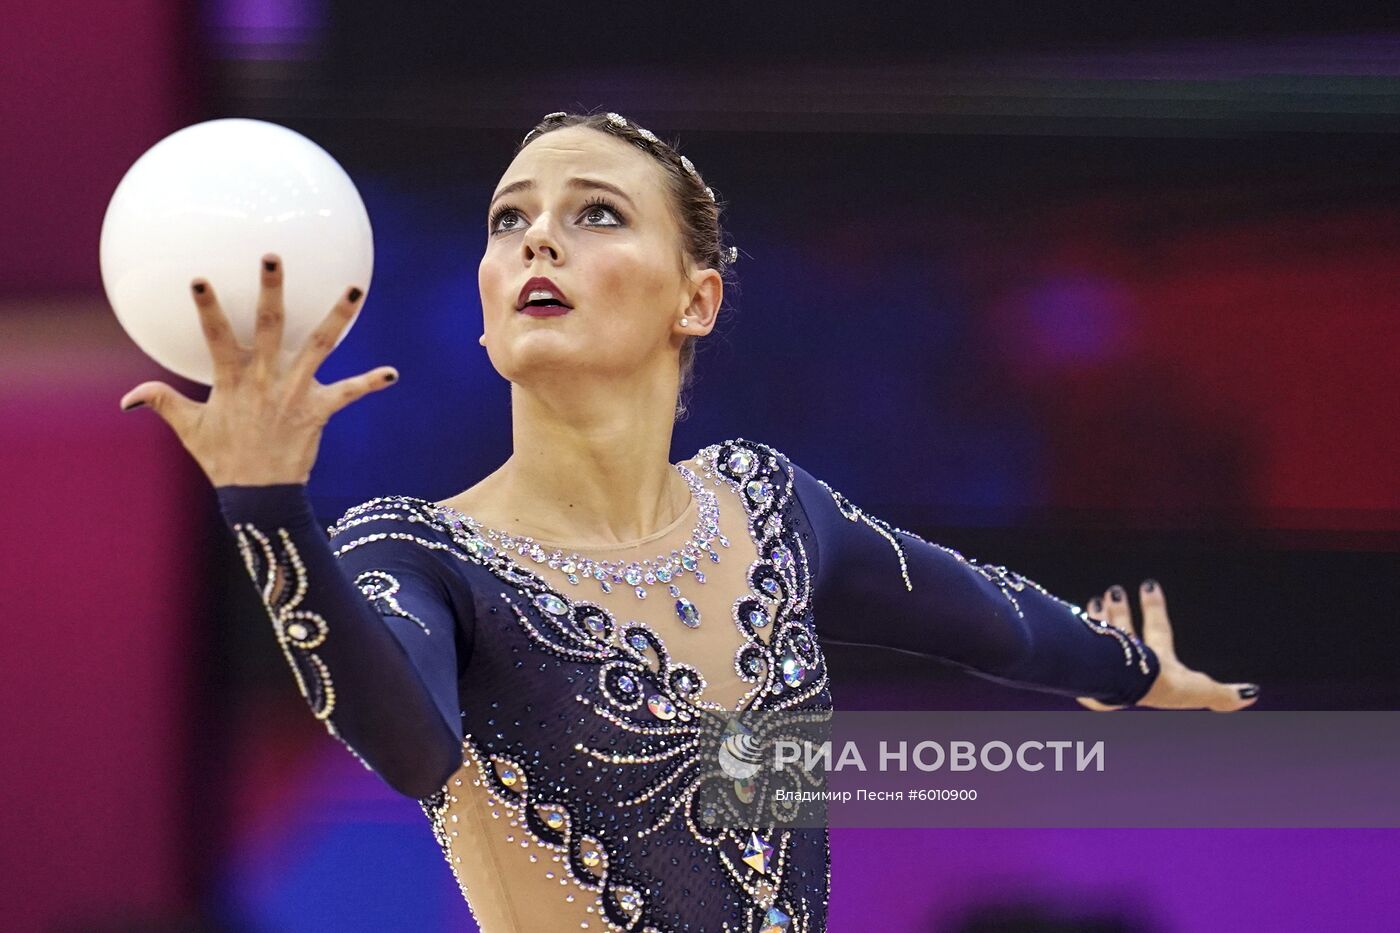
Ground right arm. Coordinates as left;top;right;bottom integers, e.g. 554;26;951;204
217;483;467;799
120;255;463;798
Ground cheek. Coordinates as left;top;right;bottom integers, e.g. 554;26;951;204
478;251;507;314
584;244;674;320
588;256;631;308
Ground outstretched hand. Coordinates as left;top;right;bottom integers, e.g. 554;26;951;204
1077;580;1259;712
119;255;398;487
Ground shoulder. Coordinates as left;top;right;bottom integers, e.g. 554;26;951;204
694;437;838;500
691;437;804;483
326;494;442;540
696;438;868;528
325;495;466;573
691;438;843;538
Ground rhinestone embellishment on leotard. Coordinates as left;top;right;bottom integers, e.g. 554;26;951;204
440;463;729;628
327;438;833;931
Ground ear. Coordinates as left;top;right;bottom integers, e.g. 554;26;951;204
677;266;723;336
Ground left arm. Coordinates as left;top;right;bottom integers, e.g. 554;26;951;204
787;456;1256;710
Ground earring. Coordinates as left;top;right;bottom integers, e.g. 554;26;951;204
478;334;487;346
680;318;689;327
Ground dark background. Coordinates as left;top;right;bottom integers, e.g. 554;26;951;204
5;2;1397;930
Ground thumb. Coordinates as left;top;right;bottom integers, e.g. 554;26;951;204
120;381;198;434
1208;680;1261;713
320;366;399;416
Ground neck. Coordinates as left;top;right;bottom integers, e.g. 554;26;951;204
490;363;689;548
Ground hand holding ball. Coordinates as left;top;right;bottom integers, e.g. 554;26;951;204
101;118;374;384
105;119;398;487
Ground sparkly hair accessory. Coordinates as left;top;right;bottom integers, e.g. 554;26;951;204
521;111;570;144
526;110;735;265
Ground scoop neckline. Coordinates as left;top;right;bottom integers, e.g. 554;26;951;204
434;461;703;553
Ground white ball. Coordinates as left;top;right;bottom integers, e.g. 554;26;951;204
100;118;374;385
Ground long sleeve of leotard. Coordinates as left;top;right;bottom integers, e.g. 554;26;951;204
787;458;1160;706
215;484;469;798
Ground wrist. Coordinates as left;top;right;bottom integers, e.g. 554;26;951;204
215;483;316;529
206;461;312;487
1134;662;1173;708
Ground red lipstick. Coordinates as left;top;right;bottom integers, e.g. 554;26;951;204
516;276;573;316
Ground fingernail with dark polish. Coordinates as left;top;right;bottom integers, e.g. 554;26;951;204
1238;684;1260;699
1110;586;1125;602
264;259;278;272
122;400;145;411
384;371;397;383
348;287;363;302
192;282;206;294
1089;597;1103;613
1143;579;1158;592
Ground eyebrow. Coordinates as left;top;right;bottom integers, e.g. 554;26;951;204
488;177;636;210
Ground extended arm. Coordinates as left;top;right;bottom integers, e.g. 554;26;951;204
217;484;467;798
789;460;1159;706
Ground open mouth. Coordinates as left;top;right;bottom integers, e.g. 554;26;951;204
521;295;571;311
517;278;573;312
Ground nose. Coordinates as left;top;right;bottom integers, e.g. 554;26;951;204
521;212;562;264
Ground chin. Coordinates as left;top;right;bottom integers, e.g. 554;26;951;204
498;334;592;379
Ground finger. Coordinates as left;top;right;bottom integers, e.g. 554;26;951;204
253;255;285;372
1103;584;1137;639
1207;678;1261;713
190;279;244;384
1084;594;1106;622
120;381;200;436
289;285;365;387
1139;578;1176;659
319;366;399;416
1076;696;1125;712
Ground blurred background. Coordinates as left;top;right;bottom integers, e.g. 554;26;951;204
4;2;1398;931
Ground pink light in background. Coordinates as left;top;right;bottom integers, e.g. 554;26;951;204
0;309;206;932
1;0;195;293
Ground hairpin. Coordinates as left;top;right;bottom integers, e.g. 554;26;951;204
523;112;570;145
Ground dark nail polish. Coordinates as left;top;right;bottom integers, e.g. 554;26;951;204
264;259;278;272
1089;597;1103;613
1237;684;1259;699
1110;586;1125;602
348;287;363;302
384;371;397;383
122;400;145;411
1143;579;1157;592
192;282;206;294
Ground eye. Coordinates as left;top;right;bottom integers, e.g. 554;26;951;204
580;198;624;227
488;205;524;235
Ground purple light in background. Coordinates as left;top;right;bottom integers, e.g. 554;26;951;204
829;828;1400;931
1008;275;1136;369
206;0;325;59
